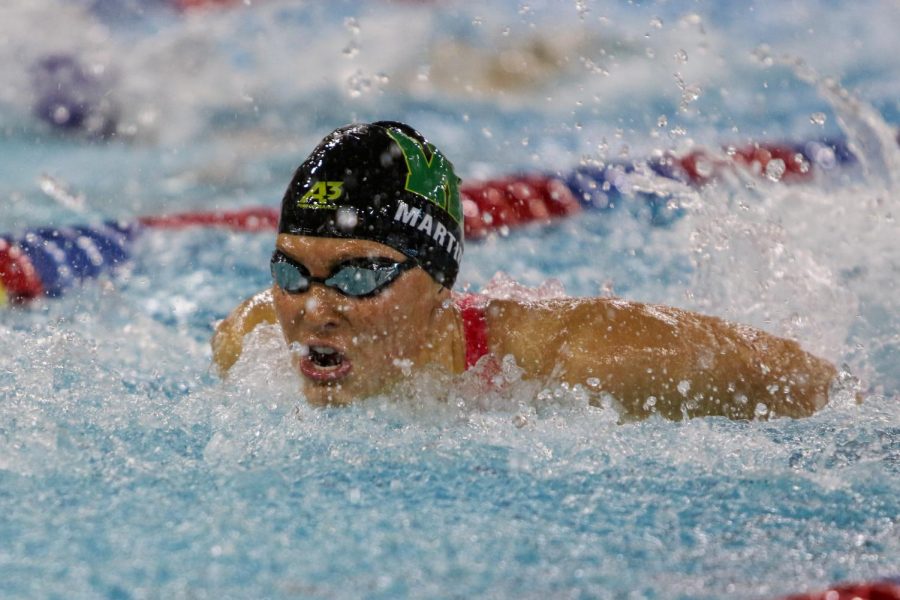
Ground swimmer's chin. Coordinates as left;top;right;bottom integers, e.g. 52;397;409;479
302;388;354;407
298;376;387;407
299;372;445;408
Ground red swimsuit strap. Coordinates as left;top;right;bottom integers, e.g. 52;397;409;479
454;293;489;369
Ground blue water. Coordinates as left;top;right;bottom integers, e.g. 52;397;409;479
1;1;899;598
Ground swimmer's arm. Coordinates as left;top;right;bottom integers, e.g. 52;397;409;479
488;298;836;420
211;288;277;375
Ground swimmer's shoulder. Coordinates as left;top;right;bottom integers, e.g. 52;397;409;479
212;288;277;375
483;295;648;335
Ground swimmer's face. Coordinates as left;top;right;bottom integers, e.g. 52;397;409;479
272;234;452;406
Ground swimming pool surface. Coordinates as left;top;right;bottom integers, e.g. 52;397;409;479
1;1;898;598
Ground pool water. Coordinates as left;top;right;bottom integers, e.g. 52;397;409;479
1;1;899;598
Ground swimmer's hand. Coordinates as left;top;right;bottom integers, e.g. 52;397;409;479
211;288;277;375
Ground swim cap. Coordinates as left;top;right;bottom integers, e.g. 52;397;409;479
279;121;464;287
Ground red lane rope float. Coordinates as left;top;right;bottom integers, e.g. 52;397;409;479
0;238;44;304
137;206;279;232
676;143;815;185
776;580;900;600
461;174;581;239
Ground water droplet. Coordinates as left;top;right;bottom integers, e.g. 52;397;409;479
575;0;588;19
677;380;691;396
344;17;360;35
346;70;370;97
751;44;774;67
793;153;810;173
681;13;703;27
512;414;528;428
694;158;714;178
754;403;769;418
342;41;359;59
52;105;71;124
392;358;414;377
674;49;688;64
336;207;358;230
289;341;309;357
809;112;827;126
765;158;786;181
682;84;701;104
657;115;668;128
649;16;663;29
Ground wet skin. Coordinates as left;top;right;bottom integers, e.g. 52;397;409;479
271;234;463;406
215;237;839;418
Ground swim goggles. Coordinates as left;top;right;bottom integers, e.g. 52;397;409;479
270;250;419;298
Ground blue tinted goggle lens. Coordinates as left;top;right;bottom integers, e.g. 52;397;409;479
270;251;417;297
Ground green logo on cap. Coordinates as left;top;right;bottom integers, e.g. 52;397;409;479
387;129;462;224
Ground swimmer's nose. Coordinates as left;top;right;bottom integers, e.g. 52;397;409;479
296;285;344;330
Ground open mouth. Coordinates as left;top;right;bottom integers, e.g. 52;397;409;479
293;343;353;383
309;345;343;367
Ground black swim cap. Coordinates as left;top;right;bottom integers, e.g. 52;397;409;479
278;121;464;287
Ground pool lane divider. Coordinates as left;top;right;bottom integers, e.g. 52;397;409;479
0;136;881;305
775;578;900;600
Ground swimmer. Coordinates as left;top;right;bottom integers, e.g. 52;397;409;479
212;121;837;420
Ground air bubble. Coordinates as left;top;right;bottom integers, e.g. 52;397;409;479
674;49;688;64
810;112;827;126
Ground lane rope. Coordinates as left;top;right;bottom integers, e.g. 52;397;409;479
0;136;887;304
